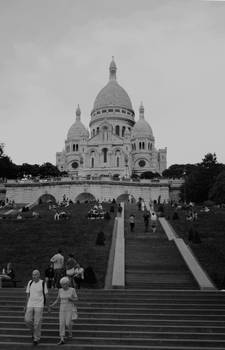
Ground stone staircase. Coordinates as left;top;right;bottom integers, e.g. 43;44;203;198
1;288;225;349
125;205;198;290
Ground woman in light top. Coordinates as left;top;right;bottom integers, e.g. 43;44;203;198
49;276;78;345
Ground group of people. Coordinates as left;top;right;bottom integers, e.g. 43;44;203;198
128;209;158;233
87;203;106;220
49;249;84;290
24;269;78;345
0;198;15;209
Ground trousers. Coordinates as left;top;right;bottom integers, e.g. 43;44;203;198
59;307;72;338
24;307;43;341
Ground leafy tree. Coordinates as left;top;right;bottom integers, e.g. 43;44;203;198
200;153;217;169
140;171;161;179
162;164;197;179
209;170;225;204
39;162;60;178
0;143;4;158
181;153;225;203
162;164;185;178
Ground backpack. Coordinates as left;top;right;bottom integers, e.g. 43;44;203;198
28;280;46;305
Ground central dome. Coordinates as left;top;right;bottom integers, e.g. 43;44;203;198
92;58;133;111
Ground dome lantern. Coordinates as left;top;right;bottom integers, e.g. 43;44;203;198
76;104;81;121
139;102;144;119
109;56;117;81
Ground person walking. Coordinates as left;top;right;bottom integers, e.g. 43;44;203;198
50;276;78;345
129;214;135;232
150;211;157;233
50;249;64;288
143;209;150;232
24;270;48;346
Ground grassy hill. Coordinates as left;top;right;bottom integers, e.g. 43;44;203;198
0;202;116;288
164;204;225;289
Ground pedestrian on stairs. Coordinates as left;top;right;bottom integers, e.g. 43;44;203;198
143;209;150;232
49;276;78;345
129;214;135;232
24;270;49;346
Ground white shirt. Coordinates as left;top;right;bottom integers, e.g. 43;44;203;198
26;279;48;308
50;253;64;269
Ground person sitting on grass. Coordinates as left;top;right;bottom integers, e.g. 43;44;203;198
0;262;16;287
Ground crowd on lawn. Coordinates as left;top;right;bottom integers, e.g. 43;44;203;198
0;198;15;209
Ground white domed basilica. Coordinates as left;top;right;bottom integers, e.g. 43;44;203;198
56;58;167;178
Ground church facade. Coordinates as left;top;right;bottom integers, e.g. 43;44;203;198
56;58;167;178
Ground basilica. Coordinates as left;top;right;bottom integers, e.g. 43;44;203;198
56;58;167;178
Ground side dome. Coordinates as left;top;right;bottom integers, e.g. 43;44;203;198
92;57;133;111
67;105;89;140
131;103;154;139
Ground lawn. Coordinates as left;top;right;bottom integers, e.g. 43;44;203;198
163;204;225;289
0;202;116;288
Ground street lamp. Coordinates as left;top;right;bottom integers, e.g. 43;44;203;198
183;169;186;204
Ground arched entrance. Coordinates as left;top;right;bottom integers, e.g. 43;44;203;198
116;193;130;203
38;194;56;204
75;192;96;203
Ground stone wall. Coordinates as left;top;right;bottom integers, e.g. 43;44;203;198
4;179;184;205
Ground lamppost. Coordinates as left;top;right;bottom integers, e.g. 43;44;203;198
183;169;186;204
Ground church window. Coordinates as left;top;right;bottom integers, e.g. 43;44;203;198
122;110;126;114
148;143;150;150
142;142;145;149
139;142;142;150
122;126;126;137
61;166;63;170
115;125;120;136
102;109;107;113
108;109;113;112
72;161;79;169
127;111;131;115
91;158;94;168
116;157;120;167
76;144;79;151
139;160;146;167
115;109;120;112
97;111;101;114
97;127;99;134
93;129;95;137
103;148;108;163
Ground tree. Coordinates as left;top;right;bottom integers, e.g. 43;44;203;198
0;143;4;158
140;171;161;179
180;153;225;203
209;170;225;204
162;164;197;179
39;162;60;178
162;164;185;178
200;153;217;169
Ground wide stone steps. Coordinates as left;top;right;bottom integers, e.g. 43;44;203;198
1;289;225;349
125;216;198;289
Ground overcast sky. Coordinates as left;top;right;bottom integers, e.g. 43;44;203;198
0;0;225;167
